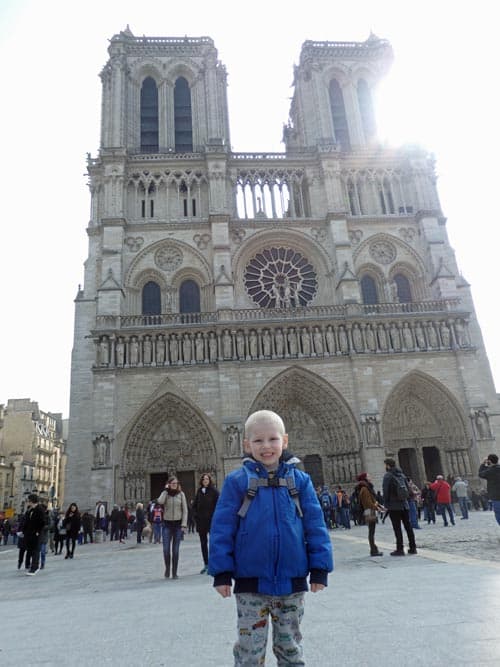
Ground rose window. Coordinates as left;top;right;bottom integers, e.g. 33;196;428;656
244;247;317;308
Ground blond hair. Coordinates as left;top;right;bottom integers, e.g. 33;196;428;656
244;410;286;438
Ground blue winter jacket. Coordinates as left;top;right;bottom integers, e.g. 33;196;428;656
208;457;333;596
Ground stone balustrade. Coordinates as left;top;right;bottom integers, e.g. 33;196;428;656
93;313;471;369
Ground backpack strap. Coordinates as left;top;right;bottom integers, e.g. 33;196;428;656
237;470;303;518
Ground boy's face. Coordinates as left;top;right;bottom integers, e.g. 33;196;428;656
243;420;288;471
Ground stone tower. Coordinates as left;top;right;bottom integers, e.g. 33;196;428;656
66;28;499;509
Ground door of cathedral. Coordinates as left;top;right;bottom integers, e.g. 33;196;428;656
422;446;442;481
151;472;168;501
303;455;323;489
177;470;196;503
397;448;419;485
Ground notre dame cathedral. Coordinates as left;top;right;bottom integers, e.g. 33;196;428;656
66;27;499;508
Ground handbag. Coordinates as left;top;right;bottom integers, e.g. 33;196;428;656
363;508;377;523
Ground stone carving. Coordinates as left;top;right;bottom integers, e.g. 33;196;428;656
300;328;311;356
369;240;396;265
183;333;192;363
338;326;348;353
236;331;245;359
154;244;183;271
215;264;231;284
222;330;232;358
349;229;363;245
156;335;165;365
116;337;125;366
312;327;323;355
472;409;491;439
249;330;258;358
287;327;298;356
398;227;415;243
362;415;380;446
99;337;110;365
275;328;284;357
208;333;217;362
325;326;336;354
193;233;211;249
195;333;204;362
226;425;241;456
262;330;272;357
310;227;327;244
93;435;110;467
377;324;388;351
364;324;376;352
124;236;144;252
389;280;399;302
390;323;401;351
143;336;152;365
231;228;246;245
129;336;139;365
426;321;438;349
169;334;179;364
414;323;426;349
440;321;451;348
454;320;469;347
352;324;364;352
402;322;413;350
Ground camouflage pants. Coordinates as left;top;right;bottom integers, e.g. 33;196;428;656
234;592;305;666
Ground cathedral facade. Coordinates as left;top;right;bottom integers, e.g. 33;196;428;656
66;28;499;508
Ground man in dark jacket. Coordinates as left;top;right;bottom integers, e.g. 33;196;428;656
382;458;417;556
478;454;500;526
23;494;46;575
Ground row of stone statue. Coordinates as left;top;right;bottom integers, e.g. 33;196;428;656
96;317;471;367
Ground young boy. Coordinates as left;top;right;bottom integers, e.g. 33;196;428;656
208;410;333;665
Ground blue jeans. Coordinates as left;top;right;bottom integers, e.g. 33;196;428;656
458;497;469;519
492;500;500;526
438;503;455;526
338;508;350;529
162;522;183;563
153;522;162;543
408;499;420;528
40;542;47;567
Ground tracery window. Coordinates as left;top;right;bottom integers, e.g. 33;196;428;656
142;281;161;315
360;275;378;304
141;77;159;152
244;247;317;308
393;273;412;303
357;79;376;142
174;77;193;152
179;279;200;313
329;79;350;151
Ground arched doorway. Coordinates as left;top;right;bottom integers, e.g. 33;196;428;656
121;393;217;505
383;372;471;486
249;367;359;487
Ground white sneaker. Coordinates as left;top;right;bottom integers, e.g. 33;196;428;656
26;568;39;576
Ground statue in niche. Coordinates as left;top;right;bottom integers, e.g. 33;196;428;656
402;322;413;350
287;328;298;356
325;326;336;354
272;282;282;308
313;327;323;355
301;328;311;355
169;334;179;364
440;321;451;348
156;335;165;365
129;336;139;366
262;330;272;357
208;332;217;362
222;330;232;359
364;417;380;446
249;330;258;358
474;410;490;439
390;323;401;351
427;322;438;348
390;281;399;302
183;333;192;363
455;320;468;347
377;324;388;351
352;324;363;352
116;337;125;366
236;331;245;359
99;337;109;366
283;278;296;308
365;324;376;352
195;333;204;362
226;426;241;456
275;328;284;357
414;322;426;349
338;326;348;353
143;336;152;365
93;435;109;467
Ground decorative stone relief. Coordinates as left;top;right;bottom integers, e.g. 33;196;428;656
361;415;381;446
193;233;211;249
369;240;396;265
231;228;246;245
471;409;491;439
399;227;415;243
310;228;327;243
92;434;111;467
124;236;144;252
349;229;363;245
225;425;241;456
154;244;183;271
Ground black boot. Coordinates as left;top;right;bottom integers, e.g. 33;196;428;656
163;553;170;578
172;555;179;579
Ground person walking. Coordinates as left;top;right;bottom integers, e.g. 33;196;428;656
135;502;145;544
429;475;455;527
452;477;470;520
192;473;219;574
23;493;46;575
118;506;128;543
109;504;120;541
64;503;82;559
16;512;28;570
81;511;95;543
356;472;385;557
479;454;500;526
39;506;50;569
54;511;66;554
157;477;188;579
382;458;417;556
421;483;436;524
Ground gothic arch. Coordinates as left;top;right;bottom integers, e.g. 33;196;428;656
131;58;165;84
248;367;361;485
382;371;471;481
388;261;425;301
121;392;218;486
165;59;202;86
353;232;426;278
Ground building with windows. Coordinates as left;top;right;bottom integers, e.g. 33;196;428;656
0;400;65;514
66;28;499;507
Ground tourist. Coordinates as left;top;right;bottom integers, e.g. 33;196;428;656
382;458;417;556
429;475;455;527
356;472;385;557
478;454;500;526
452;477;470;519
157;477;188;579
24;493;46;575
192;472;219;574
64;503;82;559
135;502;145;544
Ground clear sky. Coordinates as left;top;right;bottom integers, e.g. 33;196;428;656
1;0;498;417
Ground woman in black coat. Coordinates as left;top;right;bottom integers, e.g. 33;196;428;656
192;473;219;574
64;503;81;559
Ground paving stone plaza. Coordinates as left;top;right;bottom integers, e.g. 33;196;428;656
1;511;499;666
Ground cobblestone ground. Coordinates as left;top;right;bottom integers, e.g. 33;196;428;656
341;506;500;561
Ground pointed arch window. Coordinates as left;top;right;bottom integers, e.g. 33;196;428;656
142;281;161;315
329;79;350;151
179;279;200;313
141;77;159;153
357;79;376;142
174;77;193;152
393;273;412;303
360;275;379;304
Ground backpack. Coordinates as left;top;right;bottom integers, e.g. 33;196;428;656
238;467;303;519
392;474;410;501
320;493;331;511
